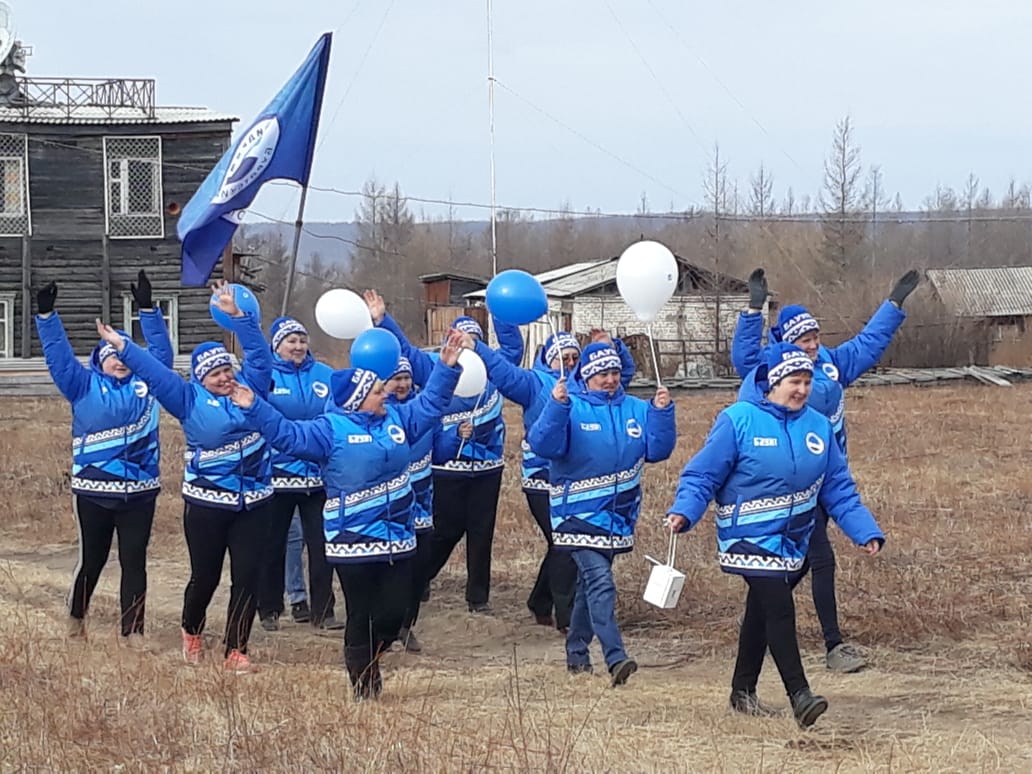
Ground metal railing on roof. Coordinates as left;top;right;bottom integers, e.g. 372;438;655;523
2;76;156;118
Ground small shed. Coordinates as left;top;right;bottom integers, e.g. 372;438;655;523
926;267;1032;366
466;256;755;378
418;271;489;345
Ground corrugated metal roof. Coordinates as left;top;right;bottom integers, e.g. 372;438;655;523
926;267;1032;317
463;260;607;298
0;105;238;125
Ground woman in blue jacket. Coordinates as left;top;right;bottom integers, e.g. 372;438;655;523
96;281;273;673
667;342;885;728
35;271;172;643
229;333;464;699
528;343;676;687
730;268;917;673
364;290;523;615
257;316;343;633
472;328;634;633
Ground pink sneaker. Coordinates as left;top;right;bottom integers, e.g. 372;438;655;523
223;649;256;673
181;629;203;665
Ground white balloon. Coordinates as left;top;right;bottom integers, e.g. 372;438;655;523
454;348;487;398
315;289;373;340
616;240;679;323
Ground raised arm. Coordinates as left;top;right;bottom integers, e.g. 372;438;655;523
492;316;525;365
365;289;436;387
472;338;540;408
818;434;885;549
527;380;572;459
827;300;906;386
731;311;765;378
103;327;191;419
36;303;91;404
667;412;739;530
237;391;334;463
397;348;462;440
644;390;676;462
232;311;272;396
614;338;636;387
132;270;174;368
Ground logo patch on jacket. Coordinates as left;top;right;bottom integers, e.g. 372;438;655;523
133;381;149;398
387;424;406;444
348;434;373;443
580;422;602;431
821;362;840;381
272;387;291;395
625;418;643;439
753;436;778;447
312;381;329;399
805;432;825;455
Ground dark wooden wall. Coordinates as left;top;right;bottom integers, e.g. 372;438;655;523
0;120;236;357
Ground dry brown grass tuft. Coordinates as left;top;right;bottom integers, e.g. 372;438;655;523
1;384;1031;771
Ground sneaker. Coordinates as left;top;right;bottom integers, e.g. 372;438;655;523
259;613;279;632
567;663;593;675
468;603;493;615
398;627;423;654
609;658;638;687
316;615;346;632
826;643;866;673
790;688;829;728
66;616;86;639
224;649;256;674
729;689;779;717
533;613;556;628
291;600;311;624
181;629;203;665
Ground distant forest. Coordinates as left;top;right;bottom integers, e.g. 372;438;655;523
236;117;1032;367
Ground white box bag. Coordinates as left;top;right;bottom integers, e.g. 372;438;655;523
643;532;686;609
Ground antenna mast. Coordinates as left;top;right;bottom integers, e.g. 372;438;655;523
486;0;498;278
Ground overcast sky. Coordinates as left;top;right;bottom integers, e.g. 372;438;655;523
19;1;1032;224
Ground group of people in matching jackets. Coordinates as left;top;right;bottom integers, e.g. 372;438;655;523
36;264;921;726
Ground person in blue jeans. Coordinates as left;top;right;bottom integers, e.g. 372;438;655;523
667;342;885;728
730;267;917;673
528;343;676;687
284;511;309;620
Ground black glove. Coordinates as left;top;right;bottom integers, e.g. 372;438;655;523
36;281;57;315
889;269;920;307
130;269;153;309
747;268;768;310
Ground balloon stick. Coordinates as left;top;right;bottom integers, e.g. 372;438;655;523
647;323;663;389
455;389;484;460
546;315;564;380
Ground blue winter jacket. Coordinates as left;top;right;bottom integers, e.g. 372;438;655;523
241;360;461;564
527;385;676;555
387;388;435;533
118;312;274;511
268;352;334;493
36;310;173;505
377;313;523;478
731;301;905;450
669;368;884;577
474;337;635;492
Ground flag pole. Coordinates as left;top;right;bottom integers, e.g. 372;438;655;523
281;185;309;317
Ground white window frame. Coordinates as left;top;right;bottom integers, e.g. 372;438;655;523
103;136;165;239
122;292;179;355
0;292;13;358
0;132;30;236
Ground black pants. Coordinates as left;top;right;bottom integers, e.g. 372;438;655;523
181;500;273;656
402;530;434;629
807;506;843;651
258;490;337;623
425;470;503;606
524;490;576;629
336;559;412;674
731;569;810;697
69;496;155;636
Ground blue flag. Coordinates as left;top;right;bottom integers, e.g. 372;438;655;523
179;33;332;286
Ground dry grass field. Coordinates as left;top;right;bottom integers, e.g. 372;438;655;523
0;382;1030;772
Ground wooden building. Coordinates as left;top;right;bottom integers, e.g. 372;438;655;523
418;271;489;345
0;72;236;360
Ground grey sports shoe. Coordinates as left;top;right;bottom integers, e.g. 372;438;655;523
826;643;866;673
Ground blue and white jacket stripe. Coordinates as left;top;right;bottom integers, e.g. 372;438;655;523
242;360;460;564
268;352;334;492
475;337;635;491
119;312;274;511
387;389;435;533
378;313;523;477
731;300;905;452
669;368;884;577
527;385;675;555
36;310;173;504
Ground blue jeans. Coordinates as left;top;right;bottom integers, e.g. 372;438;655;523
566;549;627;670
284;510;307;605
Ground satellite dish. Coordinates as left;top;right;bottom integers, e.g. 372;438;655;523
0;3;15;66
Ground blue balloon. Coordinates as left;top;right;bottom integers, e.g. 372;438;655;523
210;283;262;329
350;328;402;379
485;269;548;325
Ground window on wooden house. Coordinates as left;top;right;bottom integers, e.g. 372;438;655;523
0;292;13;358
0;133;30;236
122;292;179;355
104;136;164;238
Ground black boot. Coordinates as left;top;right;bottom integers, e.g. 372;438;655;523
729;689;779;717
790;688;829;728
344;645;375;701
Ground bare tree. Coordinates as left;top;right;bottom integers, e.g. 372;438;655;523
748;163;775;218
819;115;865;269
864;165;890;269
781;186;796;216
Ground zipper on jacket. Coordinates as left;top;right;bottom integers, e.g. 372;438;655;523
607;396;619;552
782;414;796;583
